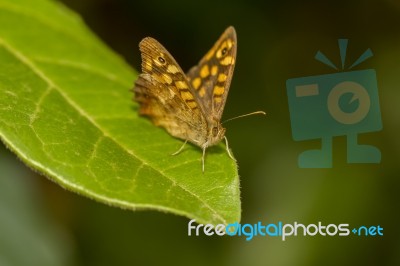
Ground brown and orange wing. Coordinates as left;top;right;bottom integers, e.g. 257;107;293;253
186;26;237;120
134;37;207;146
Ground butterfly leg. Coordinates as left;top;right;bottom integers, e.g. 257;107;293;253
224;136;236;161
202;146;206;173
171;140;188;156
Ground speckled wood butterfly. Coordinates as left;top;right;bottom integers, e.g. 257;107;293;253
134;26;263;172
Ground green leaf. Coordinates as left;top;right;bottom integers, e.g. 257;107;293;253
0;0;240;225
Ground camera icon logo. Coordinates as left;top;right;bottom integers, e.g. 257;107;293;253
286;39;382;168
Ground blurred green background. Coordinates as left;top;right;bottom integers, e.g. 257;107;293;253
1;0;400;265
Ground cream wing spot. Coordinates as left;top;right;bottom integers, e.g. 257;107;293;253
211;65;218;76
186;101;197;109
162;74;173;84
226;39;234;49
218;73;227;82
200;65;210;78
213;85;225;95
199;87;206;97
192;77;201;90
220;56;234;66
180;90;193;101
167;64;179;74
175;80;188;89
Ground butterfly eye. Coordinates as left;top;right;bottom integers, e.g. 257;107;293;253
158;56;166;64
212;127;218;137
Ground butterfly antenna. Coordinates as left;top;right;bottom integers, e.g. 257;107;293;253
222;111;266;124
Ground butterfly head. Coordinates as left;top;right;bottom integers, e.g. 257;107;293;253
206;119;226;147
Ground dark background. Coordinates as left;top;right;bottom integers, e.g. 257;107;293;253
1;0;400;265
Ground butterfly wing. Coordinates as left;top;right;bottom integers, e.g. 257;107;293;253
134;37;207;146
186;26;237;121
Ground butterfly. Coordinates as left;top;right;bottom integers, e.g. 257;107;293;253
134;26;249;172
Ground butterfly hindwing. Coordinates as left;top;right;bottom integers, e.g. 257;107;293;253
186;26;237;120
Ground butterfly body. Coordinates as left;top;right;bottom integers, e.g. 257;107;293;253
134;27;237;171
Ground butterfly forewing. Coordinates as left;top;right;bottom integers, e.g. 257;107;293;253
186;26;237;120
138;38;205;114
134;37;207;144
